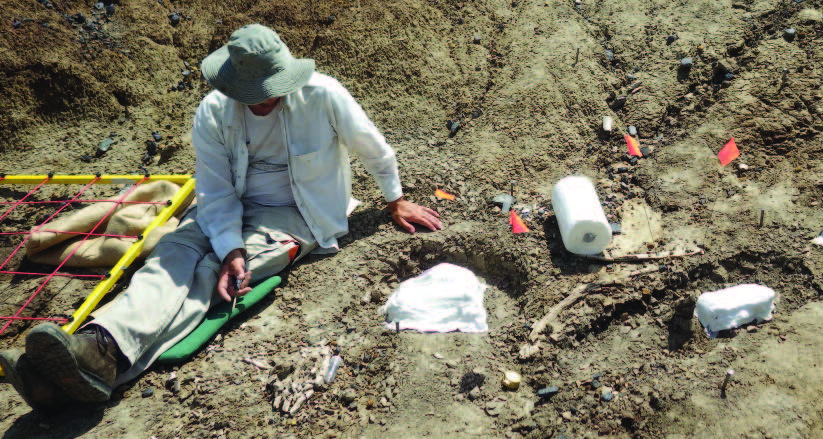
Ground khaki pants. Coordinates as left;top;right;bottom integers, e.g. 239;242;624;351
92;203;317;386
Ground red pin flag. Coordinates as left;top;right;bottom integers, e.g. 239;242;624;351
625;134;642;157
509;210;530;234
717;138;739;166
435;189;455;200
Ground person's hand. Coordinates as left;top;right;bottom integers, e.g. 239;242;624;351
387;196;444;233
217;248;252;302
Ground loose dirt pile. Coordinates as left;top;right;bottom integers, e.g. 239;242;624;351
1;0;823;438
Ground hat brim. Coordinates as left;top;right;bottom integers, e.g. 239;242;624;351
201;45;315;104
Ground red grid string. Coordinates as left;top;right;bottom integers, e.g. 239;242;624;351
0;176;150;334
0;200;165;206
0;231;139;239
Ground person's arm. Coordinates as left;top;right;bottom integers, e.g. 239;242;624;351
191;99;245;262
327;83;443;233
191;98;252;300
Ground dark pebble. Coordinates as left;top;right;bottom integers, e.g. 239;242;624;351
457;17;464;24
169;14;180;26
666;35;677;45
784;28;796;41
141;388;154;398
605;50;614;61
601;391;614;401
629;156;638;165
472;34;481;44
80;155;92;163
146;140;158;156
610;96;627;111
447;119;460;136
591;379;602;389
74;13;86;24
13;19;21;28
640;146;652;157
152;131;163;142
176;82;186;91
471;107;483;118
537;386;559;398
106;4;115;15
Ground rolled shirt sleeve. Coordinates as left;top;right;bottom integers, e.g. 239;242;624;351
327;83;403;203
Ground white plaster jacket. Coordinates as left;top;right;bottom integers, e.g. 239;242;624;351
191;73;403;261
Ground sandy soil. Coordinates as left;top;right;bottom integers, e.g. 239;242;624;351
1;0;823;437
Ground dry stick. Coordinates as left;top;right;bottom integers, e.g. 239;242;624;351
529;265;662;341
580;248;703;263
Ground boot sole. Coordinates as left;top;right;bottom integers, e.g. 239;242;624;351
26;324;111;402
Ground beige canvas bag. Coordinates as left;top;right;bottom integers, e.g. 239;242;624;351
25;180;194;267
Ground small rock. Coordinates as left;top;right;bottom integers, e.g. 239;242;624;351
341;388;357;405
628;125;637;136
537;386;559;399
74;13;86;24
666;35;677;45
640;146;652;157
468;386;481;400
433;353;444;360
446;360;458;369
94;2;104;9
519;343;540;360
141;388;154;398
591;379;602;390
561;411;573;420
485;400;504;416
472;34;482;44
182;70;191;77
609;222;622;235
784;28;796;41
105;4;115;15
746;325;758;333
601;390;614;402
169;13;181;26
604;50;614;61
680;57;693;68
80;155;92;163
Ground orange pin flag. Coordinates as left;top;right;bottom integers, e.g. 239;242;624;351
718;137;739;166
625;134;642;157
509;210;530;234
435;189;455;200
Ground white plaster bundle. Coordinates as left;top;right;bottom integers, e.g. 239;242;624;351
380;263;488;333
694;284;777;336
552;176;612;255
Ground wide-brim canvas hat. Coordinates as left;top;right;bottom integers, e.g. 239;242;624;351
201;24;315;104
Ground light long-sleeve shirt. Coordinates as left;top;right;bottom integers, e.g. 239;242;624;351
191;73;403;261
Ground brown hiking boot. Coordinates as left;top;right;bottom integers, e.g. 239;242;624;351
25;323;120;402
0;349;75;412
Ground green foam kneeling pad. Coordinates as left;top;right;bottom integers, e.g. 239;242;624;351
156;276;282;363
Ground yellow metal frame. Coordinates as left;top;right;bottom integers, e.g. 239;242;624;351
0;174;195;376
